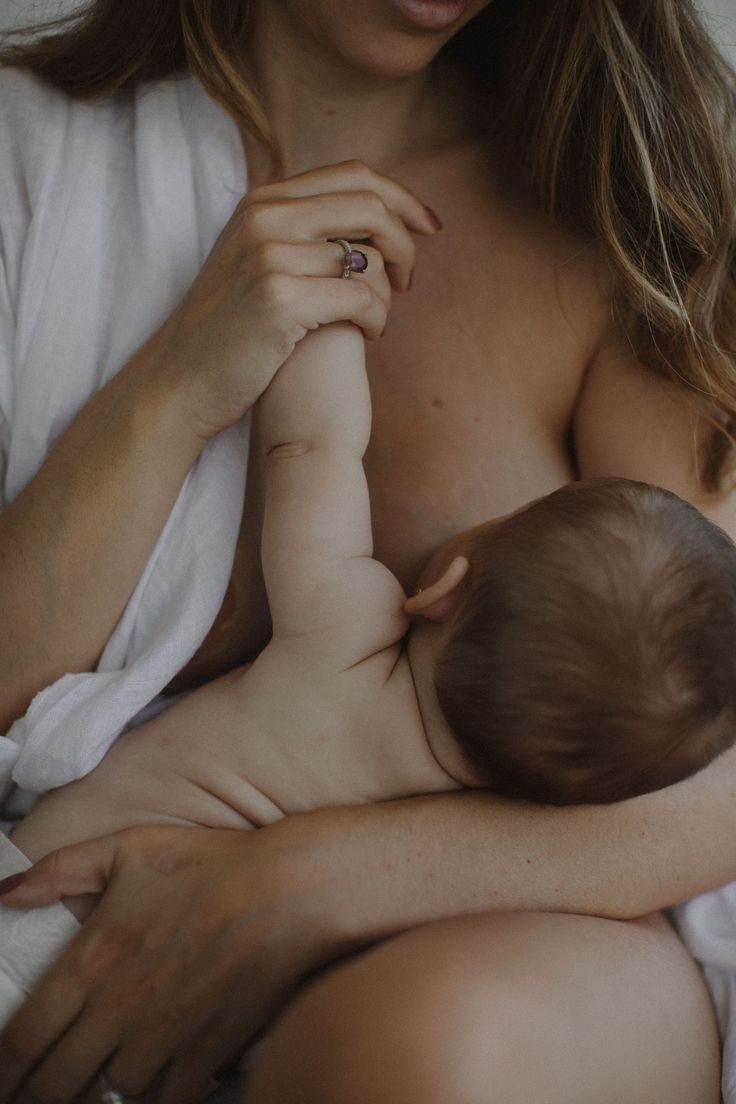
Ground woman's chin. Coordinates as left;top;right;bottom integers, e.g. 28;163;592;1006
334;34;450;82
282;0;486;83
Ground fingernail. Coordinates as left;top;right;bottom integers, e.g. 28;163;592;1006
0;873;25;896
424;205;443;231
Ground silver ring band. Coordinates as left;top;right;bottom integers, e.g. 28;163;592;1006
99;1072;136;1104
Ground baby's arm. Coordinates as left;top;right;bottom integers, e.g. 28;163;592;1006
258;322;406;660
11;324;398;865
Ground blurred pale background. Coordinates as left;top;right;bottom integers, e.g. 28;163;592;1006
0;0;735;64
708;0;736;60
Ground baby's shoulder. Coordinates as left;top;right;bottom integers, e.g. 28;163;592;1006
276;555;410;674
258;632;415;752
334;643;422;737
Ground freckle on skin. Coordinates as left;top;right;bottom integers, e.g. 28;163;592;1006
431;397;444;409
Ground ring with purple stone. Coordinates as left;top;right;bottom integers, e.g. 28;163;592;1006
332;238;369;279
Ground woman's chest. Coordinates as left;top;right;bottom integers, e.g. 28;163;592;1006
362;168;602;581
168;150;606;691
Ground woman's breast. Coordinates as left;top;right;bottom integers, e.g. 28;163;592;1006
166;338;579;697
363;336;577;587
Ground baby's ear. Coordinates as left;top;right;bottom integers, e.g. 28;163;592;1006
404;556;470;622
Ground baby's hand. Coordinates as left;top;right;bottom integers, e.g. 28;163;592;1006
151;160;429;441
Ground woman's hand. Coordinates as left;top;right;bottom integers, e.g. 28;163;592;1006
0;819;352;1104
149;160;441;441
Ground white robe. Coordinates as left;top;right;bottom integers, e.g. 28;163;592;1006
0;65;250;806
0;64;253;1101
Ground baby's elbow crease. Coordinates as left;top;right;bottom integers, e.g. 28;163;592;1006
267;440;311;459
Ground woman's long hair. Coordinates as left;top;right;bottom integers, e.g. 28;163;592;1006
2;0;735;490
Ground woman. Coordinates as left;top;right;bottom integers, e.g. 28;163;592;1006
0;1;734;1102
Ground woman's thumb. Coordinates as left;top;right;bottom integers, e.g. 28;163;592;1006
0;836;116;908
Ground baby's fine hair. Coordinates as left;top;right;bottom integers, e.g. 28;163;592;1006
435;478;736;805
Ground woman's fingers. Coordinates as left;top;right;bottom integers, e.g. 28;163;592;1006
140;157;436;438
0;865;164;1104
97;933;248;1099
253;240;391;307
11;940;185;1103
0;833;118;908
0;971;90;1103
242;192;417;291
135;951;296;1104
101;986;243;1104
254;273;387;345
246;158;441;237
152;1004;255;1104
10;1006;118;1104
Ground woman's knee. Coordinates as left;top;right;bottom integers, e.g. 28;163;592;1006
246;924;484;1103
246;911;720;1104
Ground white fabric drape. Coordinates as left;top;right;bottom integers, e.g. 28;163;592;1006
0;67;249;803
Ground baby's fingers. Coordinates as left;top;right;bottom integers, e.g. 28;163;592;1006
313;277;388;340
280;274;388;341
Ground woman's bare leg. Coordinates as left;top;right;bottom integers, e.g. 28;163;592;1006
246;911;720;1104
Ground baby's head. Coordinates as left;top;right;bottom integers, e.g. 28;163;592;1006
411;478;736;805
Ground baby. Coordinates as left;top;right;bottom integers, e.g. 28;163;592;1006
3;318;736;1023
430;472;736;805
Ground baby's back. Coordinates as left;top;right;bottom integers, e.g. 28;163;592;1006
12;633;447;868
142;637;447;828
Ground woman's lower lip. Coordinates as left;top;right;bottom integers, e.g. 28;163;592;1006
389;0;468;31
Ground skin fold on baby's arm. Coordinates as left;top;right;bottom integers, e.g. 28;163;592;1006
12;321;394;865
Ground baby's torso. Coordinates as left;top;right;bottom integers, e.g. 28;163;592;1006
86;636;451;834
12;635;450;861
215;645;453;821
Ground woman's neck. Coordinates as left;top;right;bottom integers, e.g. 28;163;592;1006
242;5;467;182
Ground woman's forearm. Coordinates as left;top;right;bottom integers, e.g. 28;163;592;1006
0;341;203;730
305;746;736;946
18;721;735;944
